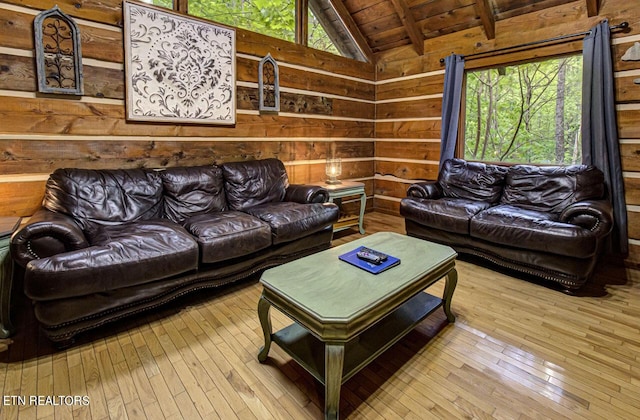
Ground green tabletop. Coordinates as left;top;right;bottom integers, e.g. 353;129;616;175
260;232;457;323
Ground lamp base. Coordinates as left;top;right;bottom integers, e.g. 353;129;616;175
325;177;342;185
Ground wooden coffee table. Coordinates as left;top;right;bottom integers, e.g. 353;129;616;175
257;232;458;419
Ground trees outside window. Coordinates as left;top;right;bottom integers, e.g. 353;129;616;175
144;0;174;9
309;8;339;55
463;55;582;165
189;0;296;42
187;0;346;57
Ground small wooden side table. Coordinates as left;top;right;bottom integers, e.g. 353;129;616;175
314;181;366;234
0;217;21;338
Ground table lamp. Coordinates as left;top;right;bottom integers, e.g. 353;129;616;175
325;158;342;184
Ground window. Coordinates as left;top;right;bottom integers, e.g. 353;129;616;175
463;55;583;165
307;0;366;61
189;0;295;42
184;0;364;61
308;7;340;55
141;0;173;9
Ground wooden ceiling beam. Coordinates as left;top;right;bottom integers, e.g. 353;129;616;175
475;0;496;40
586;0;600;17
325;0;374;62
389;0;424;56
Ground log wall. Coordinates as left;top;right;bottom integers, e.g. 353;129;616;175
1;0;638;262
374;0;640;264
0;0;376;217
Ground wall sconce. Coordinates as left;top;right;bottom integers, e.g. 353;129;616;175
325;158;342;184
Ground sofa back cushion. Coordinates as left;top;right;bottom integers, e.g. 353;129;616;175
501;164;604;213
222;158;289;211
438;158;508;203
161;165;227;224
43;168;163;232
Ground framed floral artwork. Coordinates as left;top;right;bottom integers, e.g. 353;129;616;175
123;1;236;124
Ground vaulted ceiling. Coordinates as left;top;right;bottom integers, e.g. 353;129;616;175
317;0;602;61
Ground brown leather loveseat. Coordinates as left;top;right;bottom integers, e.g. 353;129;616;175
400;158;614;291
11;158;339;346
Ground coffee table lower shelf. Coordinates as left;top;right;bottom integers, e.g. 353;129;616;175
271;291;443;385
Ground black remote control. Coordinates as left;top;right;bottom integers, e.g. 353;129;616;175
359;247;388;262
356;250;382;264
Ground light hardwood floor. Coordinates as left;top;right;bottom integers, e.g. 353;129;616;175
1;212;639;419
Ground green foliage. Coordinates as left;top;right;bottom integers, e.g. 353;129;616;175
464;55;583;165
149;0;174;9
187;0;341;56
309;9;340;55
189;0;296;42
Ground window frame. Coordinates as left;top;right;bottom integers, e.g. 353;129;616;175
457;53;584;167
164;0;361;60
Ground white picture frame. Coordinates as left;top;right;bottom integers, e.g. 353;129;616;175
123;1;236;124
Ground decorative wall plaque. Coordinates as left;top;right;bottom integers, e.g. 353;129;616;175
123;1;236;124
258;53;280;113
622;42;640;61
34;6;84;95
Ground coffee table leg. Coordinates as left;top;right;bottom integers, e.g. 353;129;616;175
257;295;272;362
358;192;366;234
443;268;458;323
325;343;345;420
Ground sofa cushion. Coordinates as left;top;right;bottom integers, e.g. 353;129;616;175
245;202;339;245
400;197;492;235
470;205;597;258
222;158;288;211
439;158;508;204
183;211;272;263
24;220;199;301
43;168;163;233
161;165;227;224
501;164;604;214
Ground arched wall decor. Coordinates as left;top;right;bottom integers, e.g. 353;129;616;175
259;54;280;113
34;5;84;95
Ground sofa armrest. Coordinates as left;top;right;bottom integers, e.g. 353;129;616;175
10;208;89;268
406;182;442;199
559;199;614;238
284;184;329;203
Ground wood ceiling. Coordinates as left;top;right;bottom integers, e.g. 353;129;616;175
321;0;602;61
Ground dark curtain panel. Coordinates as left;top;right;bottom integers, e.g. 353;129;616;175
439;54;465;169
582;20;628;255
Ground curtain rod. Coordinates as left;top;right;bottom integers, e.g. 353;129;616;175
439;21;629;64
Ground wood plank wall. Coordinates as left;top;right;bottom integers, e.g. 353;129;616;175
0;0;376;217
374;0;640;264
1;0;638;262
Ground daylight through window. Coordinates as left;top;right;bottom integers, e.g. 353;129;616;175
309;8;340;55
142;0;173;9
189;0;295;42
463;55;583;165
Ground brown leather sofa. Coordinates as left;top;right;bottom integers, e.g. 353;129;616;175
400;158;614;291
11;158;339;346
